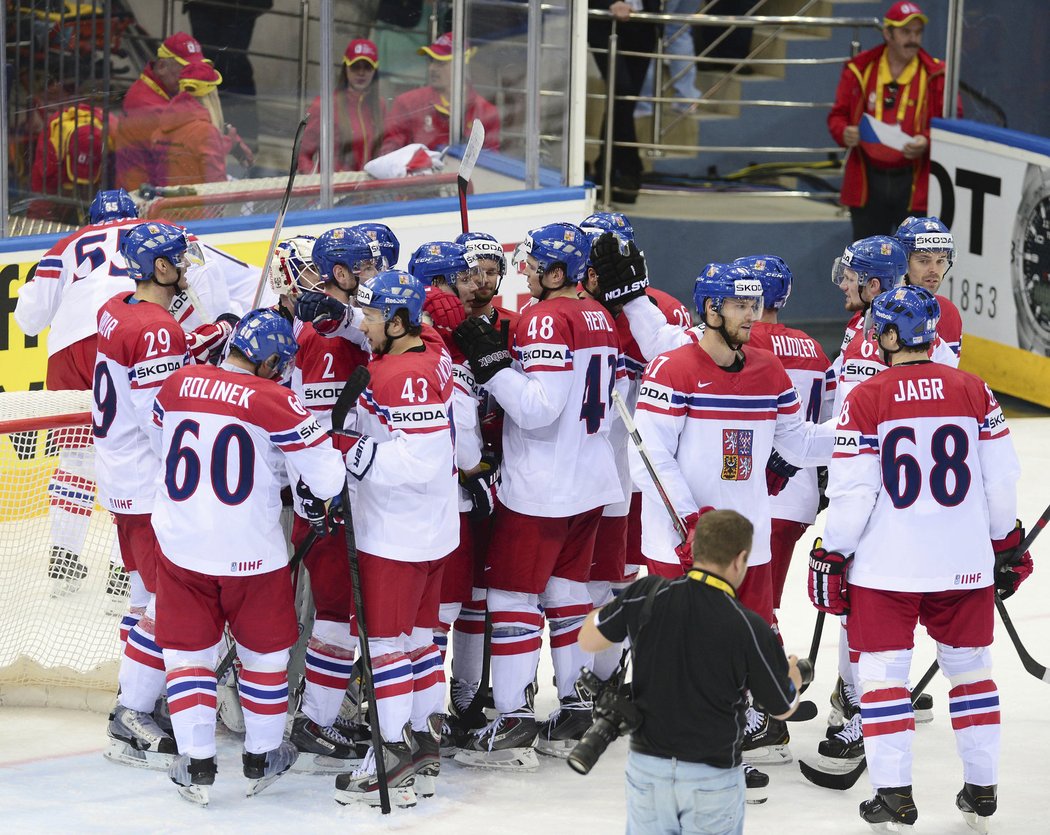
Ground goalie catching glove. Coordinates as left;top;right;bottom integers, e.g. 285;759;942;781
295;478;342;536
808;538;852;615
992;520;1034;600
590;231;649;308
765;449;800;497
295;290;346;335
453;317;512;385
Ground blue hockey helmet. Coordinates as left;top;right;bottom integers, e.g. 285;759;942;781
580;211;635;242
120;222;202;282
521;222;590;284
355;222;401;269
693;262;764;315
894;216;955;265
357;271;425;326
311;227;384;282
455;231;506;277
229;308;299;376
733;254;793;310
407;241;479;288
269;235;320;297
870;285;941;347
89;188;138;224
832;236;908;289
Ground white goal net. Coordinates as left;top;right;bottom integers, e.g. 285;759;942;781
0;390;122;712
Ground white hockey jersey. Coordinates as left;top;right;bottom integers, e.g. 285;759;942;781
92;292;189;513
486;294;625;518
823;362;1020;593
631;342;835;568
151;362;344;576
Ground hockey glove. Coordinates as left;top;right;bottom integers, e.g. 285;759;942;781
808;538;852;615
590;231;649;308
460;458;500;521
423;289;467;361
295;290;346;335
673;506;716;570
338;432;378;481
765;449;801;497
186;316;237;364
453;317;512;386
296;477;338;537
816;466;829;514
992;521;1033;600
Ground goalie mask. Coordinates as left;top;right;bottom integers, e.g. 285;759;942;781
269;235;320;298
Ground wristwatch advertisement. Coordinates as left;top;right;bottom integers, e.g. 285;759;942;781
1011;164;1050;355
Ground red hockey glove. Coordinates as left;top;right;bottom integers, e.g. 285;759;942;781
808;538;852;615
186;316;237;364
765;449;801;497
424;288;467;362
992;521;1033;600
673;506;716;570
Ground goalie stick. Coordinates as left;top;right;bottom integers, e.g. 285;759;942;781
457;119;485;235
251;114;310;309
331;365;393;814
611;390;817;722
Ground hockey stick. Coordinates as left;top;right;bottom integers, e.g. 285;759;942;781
251;114;310;309
214;529;320;683
798;611;826;696
798;658;940;791
332;365;392;814
457;119;485;235
612;390;817;721
992;500;1050;683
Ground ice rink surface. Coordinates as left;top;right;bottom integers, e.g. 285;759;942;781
2;418;1047;834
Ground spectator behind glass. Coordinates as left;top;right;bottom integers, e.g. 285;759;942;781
151;62;230;188
117;32;208;191
29;104;112;223
380;32;501;155
298;39;385;174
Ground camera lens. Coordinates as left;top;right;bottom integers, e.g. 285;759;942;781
567;718;618;775
797;657;814;689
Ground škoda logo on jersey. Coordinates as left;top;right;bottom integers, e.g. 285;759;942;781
390;403;448;429
720;429;753;481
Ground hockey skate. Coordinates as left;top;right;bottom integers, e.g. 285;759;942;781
153;695;173;735
816;713;864;772
333;724;418;808
104;704;177;769
289;712;362;774
827;675;860;732
956;782;996;833
453;709;540;771
169;754;217;807
243;740;298;797
48;546;88;597
744;763;769;805
412;714;443;799
442;678;488;755
104;562;130;616
741;706;792;766
859;785;918;832
536;695;593;759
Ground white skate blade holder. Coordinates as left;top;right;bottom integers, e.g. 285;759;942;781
961;809;990;834
333;784;417;809
290;752;362;775
739;743;792;767
746;785;768;806
453;746;539;771
103;739;175;771
177;784;210;807
246;772;288;798
866;820;914;833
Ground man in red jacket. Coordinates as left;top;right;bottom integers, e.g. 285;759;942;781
380;32;500;155
827;2;951;241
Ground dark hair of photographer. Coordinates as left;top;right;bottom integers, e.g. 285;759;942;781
579;509;802;768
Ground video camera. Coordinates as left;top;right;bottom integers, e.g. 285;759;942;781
566;668;643;776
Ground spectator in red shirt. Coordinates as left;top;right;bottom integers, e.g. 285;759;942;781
151;62;229;188
380;32;500;155
298;38;385;173
117;32;209;190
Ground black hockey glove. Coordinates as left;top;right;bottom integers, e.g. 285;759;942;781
453;317;512;386
765;449;801;497
816;466;829;513
296;477;338;537
295;290;346;335
460;453;500;521
590;231;649;307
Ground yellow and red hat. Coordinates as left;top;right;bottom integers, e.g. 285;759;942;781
344;39;379;68
418;31;475;62
884;2;928;28
158;32;207;65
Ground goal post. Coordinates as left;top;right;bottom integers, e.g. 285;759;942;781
0;391;122;713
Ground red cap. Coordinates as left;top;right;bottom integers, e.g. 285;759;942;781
178;61;223;95
884;2;928;27
158;31;207;65
418;32;475;62
344;38;378;67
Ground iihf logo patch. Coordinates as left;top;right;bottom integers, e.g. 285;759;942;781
881;243;894;255
720;428;754;481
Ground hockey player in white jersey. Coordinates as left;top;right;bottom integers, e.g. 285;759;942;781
451;222;625;770
93;221;201;768
151;308;346;804
811;285;1026;832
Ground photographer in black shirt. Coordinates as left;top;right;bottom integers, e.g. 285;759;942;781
579;509;802;834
